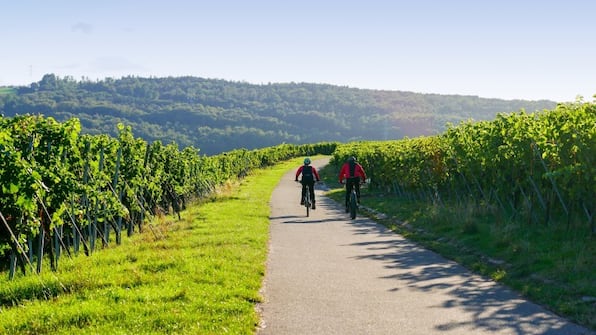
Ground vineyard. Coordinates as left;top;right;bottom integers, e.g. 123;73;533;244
0;114;336;279
332;100;596;233
1;99;594;281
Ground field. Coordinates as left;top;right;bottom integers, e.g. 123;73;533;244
1;100;594;332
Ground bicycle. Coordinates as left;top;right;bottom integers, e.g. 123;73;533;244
303;184;312;217
342;178;365;220
296;181;314;217
349;184;358;219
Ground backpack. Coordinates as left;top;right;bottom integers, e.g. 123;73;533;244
349;162;356;177
301;165;314;182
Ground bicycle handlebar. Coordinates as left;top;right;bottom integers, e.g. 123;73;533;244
340;180;366;185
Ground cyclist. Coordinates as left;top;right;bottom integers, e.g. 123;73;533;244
338;156;367;212
295;157;321;209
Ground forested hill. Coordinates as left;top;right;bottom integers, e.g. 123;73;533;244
0;74;556;154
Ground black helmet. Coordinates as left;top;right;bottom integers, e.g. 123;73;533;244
348;156;356;163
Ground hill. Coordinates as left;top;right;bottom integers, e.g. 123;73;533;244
0;74;556;154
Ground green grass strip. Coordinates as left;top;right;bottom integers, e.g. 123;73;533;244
0;157;306;335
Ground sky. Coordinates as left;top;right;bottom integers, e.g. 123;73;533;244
1;0;595;102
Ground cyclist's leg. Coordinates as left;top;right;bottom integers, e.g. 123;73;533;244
355;180;361;204
301;182;306;204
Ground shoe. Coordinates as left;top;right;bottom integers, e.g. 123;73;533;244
300;200;304;205
312;203;316;210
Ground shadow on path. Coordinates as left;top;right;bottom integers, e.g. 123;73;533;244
343;221;593;335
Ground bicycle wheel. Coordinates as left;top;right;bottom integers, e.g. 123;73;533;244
305;186;310;217
349;190;357;219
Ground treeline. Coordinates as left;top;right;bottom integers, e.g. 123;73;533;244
332;100;596;233
0;114;336;278
0;74;555;154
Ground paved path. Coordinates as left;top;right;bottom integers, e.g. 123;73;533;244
257;158;593;335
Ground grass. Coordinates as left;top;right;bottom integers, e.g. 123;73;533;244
0;157;307;334
319;164;595;331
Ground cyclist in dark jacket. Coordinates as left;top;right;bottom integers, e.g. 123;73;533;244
295;157;321;209
339;156;367;212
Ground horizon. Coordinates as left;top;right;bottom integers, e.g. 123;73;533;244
0;73;561;103
1;1;595;102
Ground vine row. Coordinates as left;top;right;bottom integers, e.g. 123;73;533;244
332;100;595;232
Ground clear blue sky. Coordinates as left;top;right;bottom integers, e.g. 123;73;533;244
1;0;594;102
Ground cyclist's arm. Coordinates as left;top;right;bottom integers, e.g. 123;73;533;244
312;167;321;181
338;164;347;183
295;166;304;180
357;165;367;182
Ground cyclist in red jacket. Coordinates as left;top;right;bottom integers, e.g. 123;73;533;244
339;156;367;212
295;157;321;209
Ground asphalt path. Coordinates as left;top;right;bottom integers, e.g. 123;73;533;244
257;158;593;335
